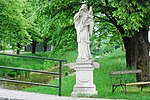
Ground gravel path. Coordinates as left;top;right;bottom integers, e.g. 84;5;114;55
0;89;114;100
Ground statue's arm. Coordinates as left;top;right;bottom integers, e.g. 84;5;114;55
74;13;79;21
74;10;83;20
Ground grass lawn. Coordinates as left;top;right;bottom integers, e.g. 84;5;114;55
0;54;49;70
0;50;77;70
23;49;150;100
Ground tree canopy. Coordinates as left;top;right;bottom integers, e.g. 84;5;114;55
0;0;30;51
0;0;150;80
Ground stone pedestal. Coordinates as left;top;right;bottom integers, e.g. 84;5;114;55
71;60;98;97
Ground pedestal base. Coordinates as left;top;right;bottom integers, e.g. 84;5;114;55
72;84;97;97
71;60;98;97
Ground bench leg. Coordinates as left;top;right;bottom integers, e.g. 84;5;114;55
112;85;115;93
141;85;144;91
112;85;118;93
124;85;127;94
121;85;124;90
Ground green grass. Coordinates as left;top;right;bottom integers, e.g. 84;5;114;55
23;49;150;100
0;50;77;70
24;76;76;96
0;55;49;70
0;54;50;77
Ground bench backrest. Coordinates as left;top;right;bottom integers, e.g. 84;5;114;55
110;69;141;77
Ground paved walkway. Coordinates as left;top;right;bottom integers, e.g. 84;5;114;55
0;50;28;54
0;89;114;100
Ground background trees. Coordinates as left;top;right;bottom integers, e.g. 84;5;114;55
0;0;30;54
23;0;43;54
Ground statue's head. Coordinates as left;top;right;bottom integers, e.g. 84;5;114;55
80;4;88;12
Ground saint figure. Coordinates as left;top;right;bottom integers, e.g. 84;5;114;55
74;4;94;60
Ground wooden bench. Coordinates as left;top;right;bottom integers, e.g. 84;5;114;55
110;69;150;94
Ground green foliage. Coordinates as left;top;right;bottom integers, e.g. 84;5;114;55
34;0;149;52
34;0;80;51
96;0;149;35
22;0;79;52
91;22;123;54
1;0;149;53
111;1;149;34
0;0;31;51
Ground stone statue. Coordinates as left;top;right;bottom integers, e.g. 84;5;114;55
72;4;98;96
74;4;94;61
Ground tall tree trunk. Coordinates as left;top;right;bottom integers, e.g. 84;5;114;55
143;26;150;81
122;26;149;82
32;40;37;54
123;35;137;68
136;26;149;82
17;43;21;54
24;46;27;51
43;38;48;52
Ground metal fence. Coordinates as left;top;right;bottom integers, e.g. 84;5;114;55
0;53;67;96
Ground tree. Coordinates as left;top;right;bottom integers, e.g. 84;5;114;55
23;0;43;54
92;0;150;81
0;0;30;54
36;0;79;52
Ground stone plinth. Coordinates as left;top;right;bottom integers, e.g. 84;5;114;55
72;60;98;97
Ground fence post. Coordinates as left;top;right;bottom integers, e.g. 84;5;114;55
59;61;62;96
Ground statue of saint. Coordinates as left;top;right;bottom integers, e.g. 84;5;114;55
74;4;94;61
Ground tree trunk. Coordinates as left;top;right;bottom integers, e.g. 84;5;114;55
32;40;37;54
122;26;149;82
24;46;27;51
143;26;150;81
43;38;48;52
123;35;137;68
136;26;149;82
17;43;21;54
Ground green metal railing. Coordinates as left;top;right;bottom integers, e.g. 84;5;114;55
0;53;67;96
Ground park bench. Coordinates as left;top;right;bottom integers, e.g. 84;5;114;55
110;69;150;94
